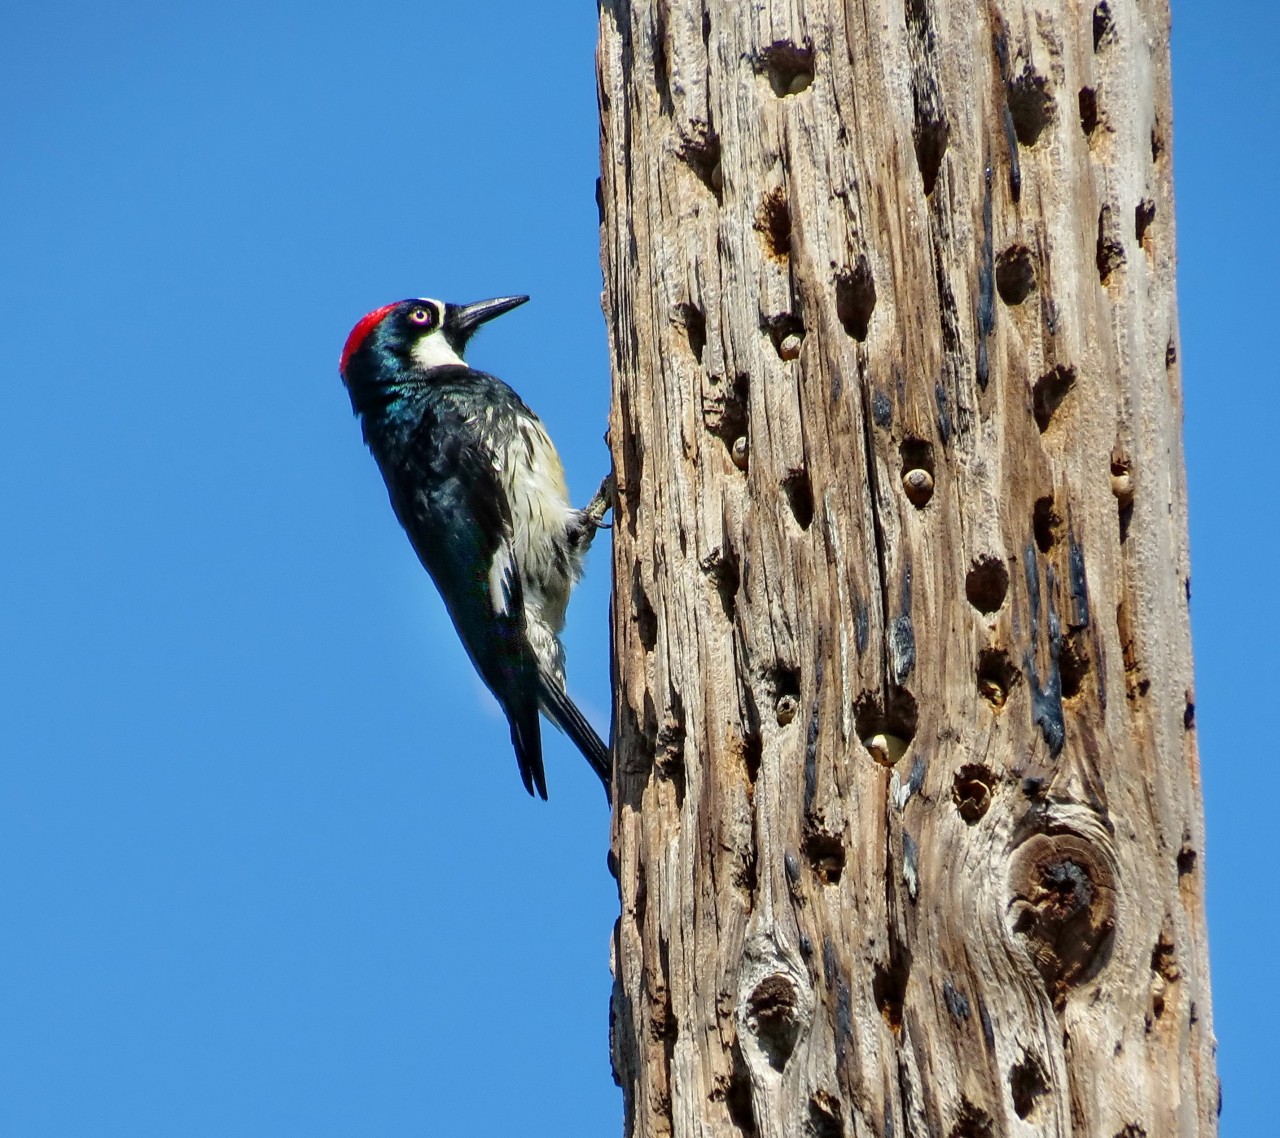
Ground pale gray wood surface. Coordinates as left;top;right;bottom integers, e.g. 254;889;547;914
598;1;1214;1133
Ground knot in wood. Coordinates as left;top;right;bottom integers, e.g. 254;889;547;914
1008;833;1117;1007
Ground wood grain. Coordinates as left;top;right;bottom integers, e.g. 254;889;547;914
597;1;1215;1134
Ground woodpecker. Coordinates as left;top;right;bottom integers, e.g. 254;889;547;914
338;294;612;801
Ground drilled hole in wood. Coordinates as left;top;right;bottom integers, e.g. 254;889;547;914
775;697;799;727
1007;67;1055;146
1151;120;1165;162
650;10;672;115
1184;697;1196;731
1079;87;1099;138
953;764;996;824
1097;205;1125;283
1033;364;1077;432
1135;198;1156;247
1151;928;1179;982
755;188;792;260
913;96;949;196
675;302;707;363
1093;2;1115;51
700;545;740;621
767;666;800;700
977;648;1020;710
1111;454;1134;507
966;556;1010;614
746;974;802;1070
632;569;658;651
1177;841;1197;877
1111;460;1136;539
855;688;918;763
631;855;647;927
995;244;1036;305
1115;1127;1148;1138
1060;632;1091;699
872;954;908;1032
802;828;846;884
625;692;659;782
757;39;815;96
1033;496;1061;553
719;1043;758;1135
678;127;723;200
619;444;642;540
763;312;805;361
900;438;935;508
949;1101;995;1138
738;729;762;787
1166;338;1177;369
835;257;876;341
1010;1055;1050;1120
783;468;815;530
655;697;687;805
702;371;749;456
806;1092;844;1138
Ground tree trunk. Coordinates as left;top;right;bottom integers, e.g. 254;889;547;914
597;0;1215;1135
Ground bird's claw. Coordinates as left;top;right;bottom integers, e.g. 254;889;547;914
583;471;616;531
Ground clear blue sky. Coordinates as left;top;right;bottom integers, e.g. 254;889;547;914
0;3;1272;1135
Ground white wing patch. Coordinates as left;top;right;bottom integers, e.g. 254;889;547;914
491;412;585;682
488;541;517;615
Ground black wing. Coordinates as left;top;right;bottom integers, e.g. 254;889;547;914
387;401;547;799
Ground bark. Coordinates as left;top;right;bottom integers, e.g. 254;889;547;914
597;1;1215;1136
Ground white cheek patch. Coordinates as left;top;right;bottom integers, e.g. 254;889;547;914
410;327;465;369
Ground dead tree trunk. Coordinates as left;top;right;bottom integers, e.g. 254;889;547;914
598;1;1215;1135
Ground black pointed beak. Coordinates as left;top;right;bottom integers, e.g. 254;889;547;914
446;295;529;340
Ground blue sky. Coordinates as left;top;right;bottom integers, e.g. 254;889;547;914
0;2;1273;1135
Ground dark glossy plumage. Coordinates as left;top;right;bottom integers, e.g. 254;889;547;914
339;296;610;800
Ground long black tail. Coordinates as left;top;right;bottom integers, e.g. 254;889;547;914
506;698;547;801
539;676;612;801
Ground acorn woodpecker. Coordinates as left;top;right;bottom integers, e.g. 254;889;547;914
339;295;612;801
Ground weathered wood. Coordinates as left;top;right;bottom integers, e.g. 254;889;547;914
597;1;1215;1135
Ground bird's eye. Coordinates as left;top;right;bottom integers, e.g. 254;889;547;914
408;305;435;327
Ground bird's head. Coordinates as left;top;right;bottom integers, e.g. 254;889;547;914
339;294;528;413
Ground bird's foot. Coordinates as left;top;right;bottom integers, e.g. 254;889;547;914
582;471;615;531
